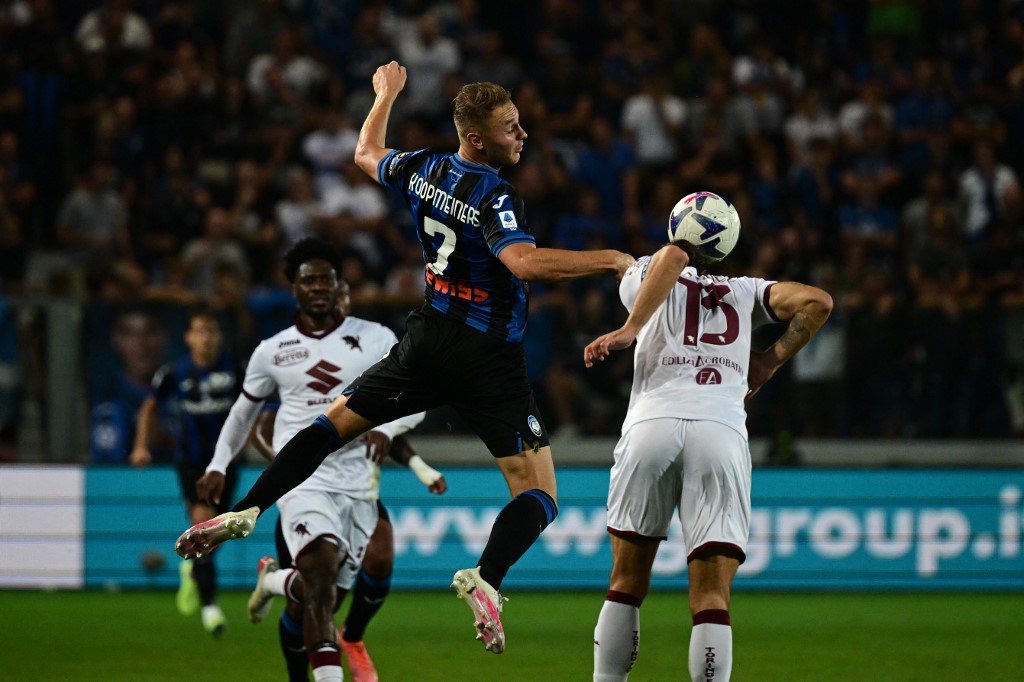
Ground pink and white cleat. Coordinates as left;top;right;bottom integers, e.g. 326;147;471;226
175;506;259;559
247;555;279;624
451;566;507;654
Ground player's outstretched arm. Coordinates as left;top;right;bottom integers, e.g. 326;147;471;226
498;242;634;284
196;394;263;505
354;61;407;182
747;281;833;399
129;396;158;467
390;434;447;494
584;243;689;368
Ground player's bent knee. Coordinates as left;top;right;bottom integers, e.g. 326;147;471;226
608;575;652;601
295;537;341;577
324;398;378;442
361;534;394;577
498;447;557;500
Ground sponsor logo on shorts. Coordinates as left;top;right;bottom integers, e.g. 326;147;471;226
294;522;310;537
528;415;542;436
274;348;310;366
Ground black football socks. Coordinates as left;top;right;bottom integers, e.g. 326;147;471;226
343;568;391;642
477;489;558;589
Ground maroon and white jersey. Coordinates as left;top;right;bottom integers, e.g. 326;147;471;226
618;256;778;438
243;316;422;498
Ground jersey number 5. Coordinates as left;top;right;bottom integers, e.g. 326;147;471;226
680;279;738;347
424;216;457;275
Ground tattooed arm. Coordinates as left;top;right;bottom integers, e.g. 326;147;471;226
747;282;833;399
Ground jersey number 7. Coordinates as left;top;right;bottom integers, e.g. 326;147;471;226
424;216;457;275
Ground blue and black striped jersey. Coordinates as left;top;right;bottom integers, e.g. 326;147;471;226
151;353;239;466
378;149;536;343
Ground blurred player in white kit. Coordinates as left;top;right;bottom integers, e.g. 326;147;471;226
197;237;445;682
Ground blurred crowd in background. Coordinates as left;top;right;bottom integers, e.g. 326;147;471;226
1;0;1023;464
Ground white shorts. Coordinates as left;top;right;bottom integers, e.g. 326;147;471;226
606;418;751;563
276;488;379;589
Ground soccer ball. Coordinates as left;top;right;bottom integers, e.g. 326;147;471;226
667;191;741;262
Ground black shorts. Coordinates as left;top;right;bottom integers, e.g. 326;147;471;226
176;459;239;515
276;499;391;569
344;306;550;457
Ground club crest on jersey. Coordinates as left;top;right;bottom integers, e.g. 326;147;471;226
499;210;518;230
343;335;362;351
528;415;542;436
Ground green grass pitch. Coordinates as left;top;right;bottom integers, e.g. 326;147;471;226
2;590;1022;680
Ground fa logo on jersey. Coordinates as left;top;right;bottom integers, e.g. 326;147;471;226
695;368;722;385
343;335;362;351
499;210;518;230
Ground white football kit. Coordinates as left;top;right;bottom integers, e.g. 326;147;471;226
208;314;424;587
606;256;778;561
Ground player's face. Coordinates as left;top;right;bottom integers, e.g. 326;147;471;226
293;259;342;318
185;316;222;364
481;102;527;167
113;313;164;382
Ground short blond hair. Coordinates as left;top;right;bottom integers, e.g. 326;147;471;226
452;82;511;136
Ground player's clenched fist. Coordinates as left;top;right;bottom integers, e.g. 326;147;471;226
373;61;407;97
612;252;636;283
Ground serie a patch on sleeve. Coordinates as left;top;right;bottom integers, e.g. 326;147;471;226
499;210;518;230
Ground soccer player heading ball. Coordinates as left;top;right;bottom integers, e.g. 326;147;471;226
586;192;833;681
174;60;633;665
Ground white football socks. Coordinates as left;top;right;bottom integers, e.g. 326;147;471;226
688;618;733;681
264;567;298;600
310;645;342;682
311;664;342;682
593;597;640;681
